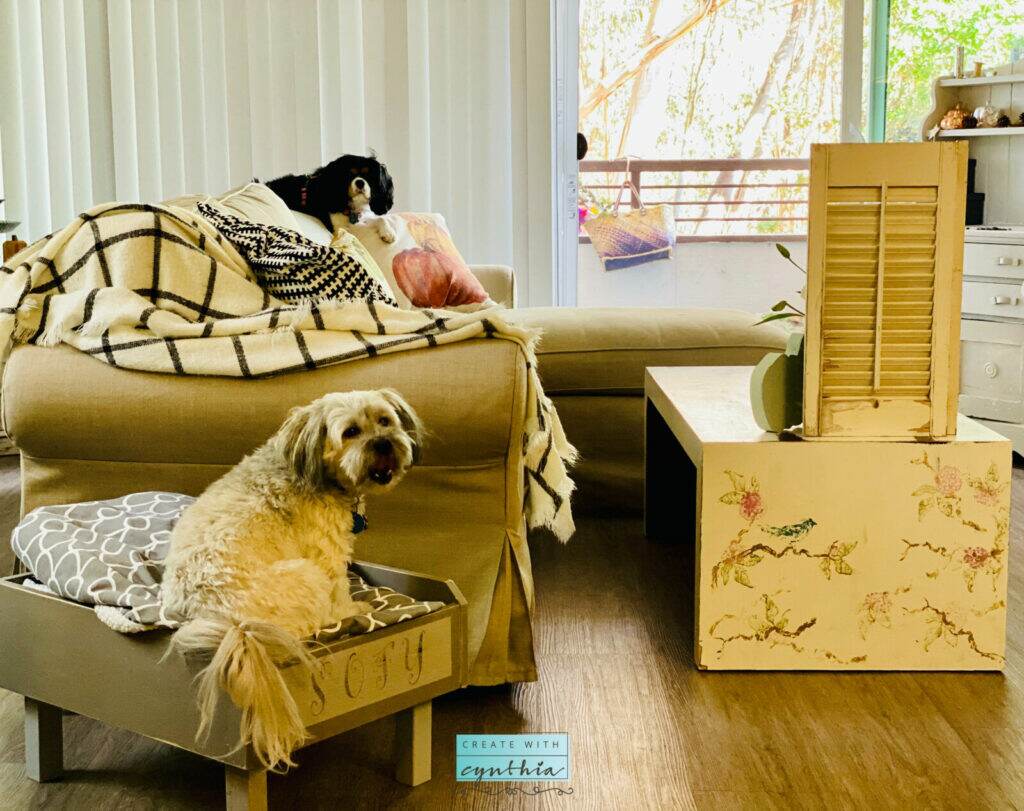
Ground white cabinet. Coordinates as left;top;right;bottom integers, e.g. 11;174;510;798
959;227;1024;453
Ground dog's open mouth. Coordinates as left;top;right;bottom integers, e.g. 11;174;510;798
369;468;393;485
368;457;397;485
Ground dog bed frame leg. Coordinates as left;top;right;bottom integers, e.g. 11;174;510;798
224;766;267;811
395;700;432;786
24;697;63;782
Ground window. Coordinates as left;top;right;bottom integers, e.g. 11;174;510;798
578;0;1024;240
579;0;843;162
579;0;846;239
882;0;1024;142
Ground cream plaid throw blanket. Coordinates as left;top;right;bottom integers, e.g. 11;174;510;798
0;202;577;540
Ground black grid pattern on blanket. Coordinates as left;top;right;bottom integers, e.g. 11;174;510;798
0;202;577;541
196;202;398;306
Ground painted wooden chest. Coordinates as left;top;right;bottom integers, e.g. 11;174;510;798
646;366;1010;671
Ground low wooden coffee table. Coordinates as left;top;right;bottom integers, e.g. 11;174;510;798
644;365;1011;671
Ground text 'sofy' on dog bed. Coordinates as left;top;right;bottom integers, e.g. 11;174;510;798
10;491;446;637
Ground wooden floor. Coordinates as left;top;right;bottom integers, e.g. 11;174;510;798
2;456;1024;809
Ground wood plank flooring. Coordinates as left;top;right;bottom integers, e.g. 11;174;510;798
1;456;1023;809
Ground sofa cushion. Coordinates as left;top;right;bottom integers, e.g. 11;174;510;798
505;307;787;395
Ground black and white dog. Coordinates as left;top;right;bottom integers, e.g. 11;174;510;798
267;154;396;242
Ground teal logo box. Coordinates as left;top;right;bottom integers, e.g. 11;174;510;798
456;734;570;782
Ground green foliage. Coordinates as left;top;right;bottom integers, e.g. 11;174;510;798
819;541;858;580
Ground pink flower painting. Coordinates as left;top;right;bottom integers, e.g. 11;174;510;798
719;471;764;523
740;490;764;522
934;466;962;498
962;547;991;569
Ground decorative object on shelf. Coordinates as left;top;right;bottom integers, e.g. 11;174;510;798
973;61;984;77
954;46;965;79
961;115;978;129
750;244;806;432
973;105;1001;128
803;142;969;441
1;197;25;262
922;59;1024;146
750;331;804;433
997;114;1011;128
940;103;967;130
2;235;26;263
1017;112;1024;127
1013;39;1024;64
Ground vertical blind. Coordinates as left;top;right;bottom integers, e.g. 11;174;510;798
0;0;554;304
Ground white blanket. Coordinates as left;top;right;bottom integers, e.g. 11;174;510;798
0;202;576;540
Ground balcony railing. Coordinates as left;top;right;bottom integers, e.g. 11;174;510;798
578;157;810;243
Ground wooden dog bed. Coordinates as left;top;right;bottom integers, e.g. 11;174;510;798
0;562;468;810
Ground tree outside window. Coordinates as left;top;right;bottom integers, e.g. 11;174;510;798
579;0;1023;238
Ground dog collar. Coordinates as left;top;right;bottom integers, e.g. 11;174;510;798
300;185;308;209
348;211;359;224
351;511;367;534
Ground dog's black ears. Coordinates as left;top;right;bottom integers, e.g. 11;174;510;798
277;402;329;487
379;388;423;465
371;160;394;215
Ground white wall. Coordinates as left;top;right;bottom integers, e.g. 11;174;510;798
577;239;807;314
0;0;558;305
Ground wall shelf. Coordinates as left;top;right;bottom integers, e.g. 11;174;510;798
938;74;1024;88
920;57;1023;228
937;127;1024;139
923;58;1024;142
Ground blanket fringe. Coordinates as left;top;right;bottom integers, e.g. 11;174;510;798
95;605;152;633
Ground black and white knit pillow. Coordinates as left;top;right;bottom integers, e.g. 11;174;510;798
197;202;398;306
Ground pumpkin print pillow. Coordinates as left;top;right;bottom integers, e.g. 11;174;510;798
335;213;490;310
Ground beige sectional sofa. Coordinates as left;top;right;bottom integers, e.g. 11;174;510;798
2;192;786;684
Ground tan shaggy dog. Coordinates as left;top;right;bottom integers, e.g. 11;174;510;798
161;389;422;770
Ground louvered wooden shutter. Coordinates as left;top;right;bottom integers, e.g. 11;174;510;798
803;143;968;440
